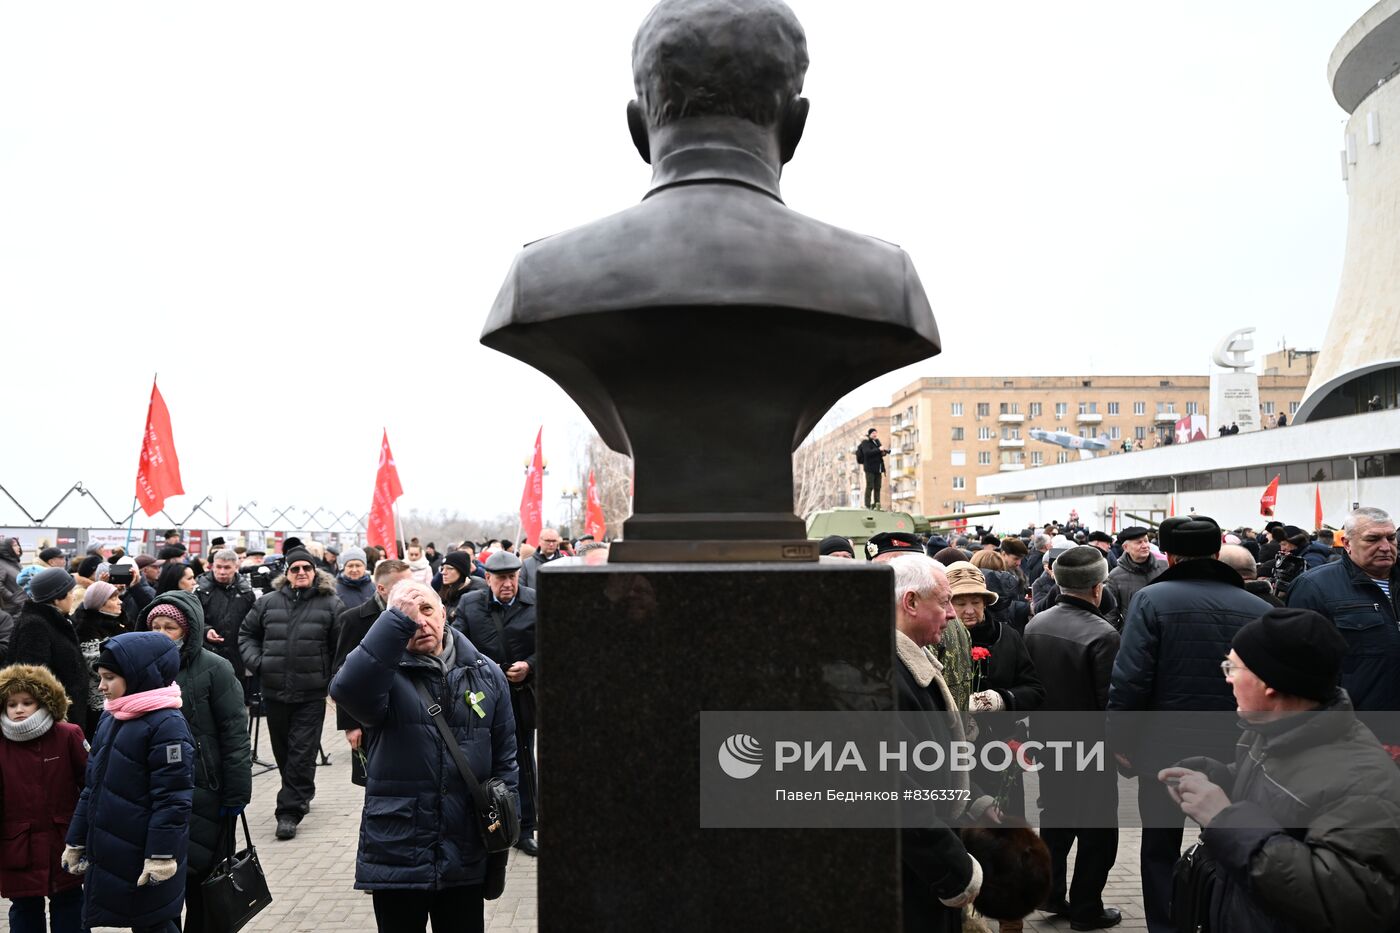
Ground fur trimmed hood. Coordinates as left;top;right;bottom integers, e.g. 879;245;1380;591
271;567;338;598
0;663;72;721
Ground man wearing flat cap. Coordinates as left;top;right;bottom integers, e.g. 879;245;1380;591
454;550;540;856
1103;526;1166;631
1158;608;1400;932
1107;515;1270;933
1024;546;1123;930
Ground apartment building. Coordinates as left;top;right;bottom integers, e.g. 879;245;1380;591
797;354;1309;516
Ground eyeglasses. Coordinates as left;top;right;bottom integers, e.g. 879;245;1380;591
1220;659;1238;678
288;564;315;574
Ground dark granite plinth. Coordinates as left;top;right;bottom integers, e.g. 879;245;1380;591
535;561;900;931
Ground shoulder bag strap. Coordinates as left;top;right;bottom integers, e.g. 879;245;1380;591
413;678;491;817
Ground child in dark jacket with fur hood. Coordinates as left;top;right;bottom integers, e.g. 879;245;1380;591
0;663;89;932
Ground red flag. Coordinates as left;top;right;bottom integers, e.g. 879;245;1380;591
1169;496;1176;518
1260;475;1280;517
584;470;607;540
135;379;184;516
1315;485;1324;531
367;430;404;559
520;428;545;548
1111;500;1118;535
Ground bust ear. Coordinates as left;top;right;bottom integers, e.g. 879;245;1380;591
627;101;651;164
778;96;809;164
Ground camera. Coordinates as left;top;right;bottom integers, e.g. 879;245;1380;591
108;567;134;586
240;564;276;594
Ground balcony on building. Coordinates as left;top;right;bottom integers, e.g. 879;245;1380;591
1154;412;1179;423
891;490;916;501
998;463;1026;471
997;412;1024;423
998;437;1025;448
1076;412;1103;424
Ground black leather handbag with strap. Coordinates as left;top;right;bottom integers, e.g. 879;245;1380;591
413;679;520;855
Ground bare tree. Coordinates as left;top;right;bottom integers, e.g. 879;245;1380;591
398;509;517;550
571;432;632;541
793;407;859;518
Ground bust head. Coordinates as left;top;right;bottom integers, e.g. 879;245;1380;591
628;0;810;166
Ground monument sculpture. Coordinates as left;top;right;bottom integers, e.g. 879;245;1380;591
1209;326;1262;434
482;0;940;560
481;0;940;927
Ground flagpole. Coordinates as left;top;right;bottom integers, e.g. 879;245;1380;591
122;496;139;551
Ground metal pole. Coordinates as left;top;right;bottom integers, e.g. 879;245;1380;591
122;496;140;551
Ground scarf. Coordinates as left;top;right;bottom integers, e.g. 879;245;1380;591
105;684;182;720
1;707;54;742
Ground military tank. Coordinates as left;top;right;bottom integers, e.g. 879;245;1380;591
805;508;1001;561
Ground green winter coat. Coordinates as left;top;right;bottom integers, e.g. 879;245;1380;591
137;590;253;876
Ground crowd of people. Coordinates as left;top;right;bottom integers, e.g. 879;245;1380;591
817;504;1400;932
0;506;1395;931
0;527;598;932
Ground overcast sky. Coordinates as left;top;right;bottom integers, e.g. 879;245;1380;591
0;1;1374;530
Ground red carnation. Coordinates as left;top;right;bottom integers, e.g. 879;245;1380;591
970;647;991;662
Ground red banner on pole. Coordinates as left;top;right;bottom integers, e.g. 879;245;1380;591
367;430;404;559
1315;485;1324;531
1259;475;1281;517
136;379;184;517
584;470;607;541
520;428;545;548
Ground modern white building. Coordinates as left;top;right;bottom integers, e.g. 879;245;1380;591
975;410;1400;531
1297;0;1400;421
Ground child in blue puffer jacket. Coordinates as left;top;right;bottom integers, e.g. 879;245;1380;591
62;631;194;933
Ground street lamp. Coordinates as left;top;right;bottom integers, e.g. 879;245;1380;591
560;486;581;538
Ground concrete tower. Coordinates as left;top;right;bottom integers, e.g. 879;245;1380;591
1297;0;1400;422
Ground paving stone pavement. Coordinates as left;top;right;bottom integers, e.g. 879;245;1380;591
2;703;1161;931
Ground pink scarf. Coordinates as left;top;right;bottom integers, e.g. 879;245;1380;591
105;684;183;720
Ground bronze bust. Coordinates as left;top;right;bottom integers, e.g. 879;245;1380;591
482;0;940;561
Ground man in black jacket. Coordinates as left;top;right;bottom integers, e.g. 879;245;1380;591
1287;506;1400;732
454;550;539;856
890;553;988;933
856;428;886;510
1107;516;1270;933
332;559;411;778
239;547;346;839
195;548;258;677
1024;546;1122;930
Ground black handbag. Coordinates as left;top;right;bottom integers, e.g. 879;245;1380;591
201;813;273;933
1170;841;1218;933
414;680;520;856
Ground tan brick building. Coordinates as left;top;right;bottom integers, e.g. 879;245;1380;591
796;352;1311;517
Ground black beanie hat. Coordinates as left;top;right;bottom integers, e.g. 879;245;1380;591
38;547;64;563
282;548;315;570
77;554;102;579
443;550;475;577
818;535;853;556
94;645;124;677
1231;608;1347;701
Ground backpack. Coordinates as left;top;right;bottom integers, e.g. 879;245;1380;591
854;443;866;466
1170;841;1219;932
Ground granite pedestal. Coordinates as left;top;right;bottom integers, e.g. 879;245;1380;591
535;561;900;931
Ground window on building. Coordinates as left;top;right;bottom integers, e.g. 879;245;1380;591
952;476;965;490
951;450;965;466
1186;401;1199;415
1078;401;1098;414
952;500;966;513
1054;402;1067;418
1135;426;1146;441
1000;452;1023;465
1001;427;1021;440
1107;402;1119;415
1031;451;1043;466
1157;401;1177;414
951;402;963;417
1264;401;1275;415
976;402;990;417
978;426;994;440
951;427;964;441
1134;401;1146;415
1290;401;1300;414
978;451;992;465
1029;402;1042;417
1110;426;1121;440
1057;451;1069;464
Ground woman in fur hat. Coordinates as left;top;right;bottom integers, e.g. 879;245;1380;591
0;663;89;932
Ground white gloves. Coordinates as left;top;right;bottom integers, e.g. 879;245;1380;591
968;689;1005;712
939;855;984;908
137;858;178;886
61;845;87;875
